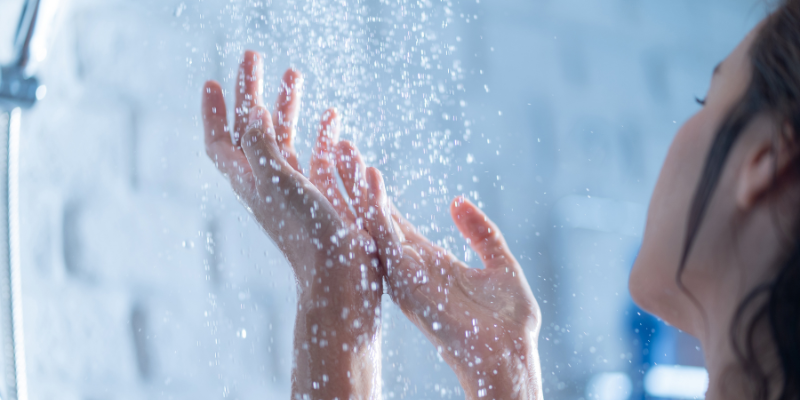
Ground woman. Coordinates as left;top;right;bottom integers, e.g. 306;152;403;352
201;0;800;398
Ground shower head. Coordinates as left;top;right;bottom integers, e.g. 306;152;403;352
0;0;60;110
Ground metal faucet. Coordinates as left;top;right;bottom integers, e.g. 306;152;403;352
0;0;60;399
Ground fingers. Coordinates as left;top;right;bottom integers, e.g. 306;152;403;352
234;51;264;146
203;80;256;199
203;81;230;148
364;169;435;310
364;167;404;275
273;69;304;172
335;143;419;244
334;141;370;218
241;104;316;206
450;196;516;269
309;109;354;221
240;105;290;185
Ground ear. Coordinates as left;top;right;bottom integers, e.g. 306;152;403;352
736;122;797;209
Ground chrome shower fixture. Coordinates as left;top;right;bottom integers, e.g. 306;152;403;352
0;67;42;110
0;0;61;399
1;0;58;110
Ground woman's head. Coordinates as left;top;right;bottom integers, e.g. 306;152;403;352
631;0;800;397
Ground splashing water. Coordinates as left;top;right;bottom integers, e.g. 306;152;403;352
191;0;490;397
203;0;482;256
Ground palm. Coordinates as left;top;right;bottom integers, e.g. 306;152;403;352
201;51;381;309
384;201;540;371
332;144;543;399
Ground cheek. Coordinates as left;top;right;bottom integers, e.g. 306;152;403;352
630;112;714;324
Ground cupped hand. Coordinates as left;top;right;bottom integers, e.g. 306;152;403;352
334;142;543;400
202;51;382;399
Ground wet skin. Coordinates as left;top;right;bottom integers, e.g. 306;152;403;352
203;51;382;400
335;141;543;400
203;18;795;398
202;50;543;400
632;20;800;399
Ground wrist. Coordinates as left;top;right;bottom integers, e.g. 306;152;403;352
456;339;542;400
292;301;382;400
294;253;382;321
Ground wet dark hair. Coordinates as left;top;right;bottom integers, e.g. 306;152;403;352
679;0;800;398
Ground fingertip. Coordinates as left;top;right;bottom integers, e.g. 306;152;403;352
366;166;381;182
335;139;355;155
246;105;274;137
202;81;224;107
450;196;475;218
279;69;304;106
450;195;467;208
321;107;338;124
202;80;229;148
283;68;304;86
238;51;263;86
203;80;222;94
242;50;262;66
366;167;385;197
320;108;340;142
247;105;264;124
364;167;387;219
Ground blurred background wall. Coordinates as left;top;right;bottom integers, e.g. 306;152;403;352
0;0;763;398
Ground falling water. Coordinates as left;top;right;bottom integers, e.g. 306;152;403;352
189;0;486;397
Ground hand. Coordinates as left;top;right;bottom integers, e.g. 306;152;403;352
335;142;543;400
202;51;382;400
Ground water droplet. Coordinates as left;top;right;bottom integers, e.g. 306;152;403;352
174;2;186;17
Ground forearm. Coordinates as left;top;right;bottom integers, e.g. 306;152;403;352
291;290;382;399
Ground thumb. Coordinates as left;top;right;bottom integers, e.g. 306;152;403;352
240;105;297;194
450;196;517;270
364;168;431;309
364;167;403;276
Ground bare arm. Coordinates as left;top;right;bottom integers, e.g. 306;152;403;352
202;51;382;399
335;141;543;400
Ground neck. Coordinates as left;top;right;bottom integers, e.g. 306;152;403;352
694;204;787;400
698;276;778;400
703;338;747;400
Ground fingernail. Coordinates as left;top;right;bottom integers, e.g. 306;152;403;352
247;106;264;129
